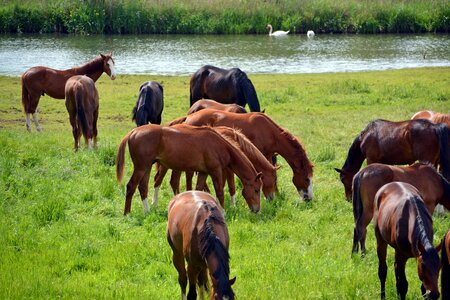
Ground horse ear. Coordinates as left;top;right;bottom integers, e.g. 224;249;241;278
229;276;236;286
261;109;266;114
275;165;282;170
100;53;106;59
334;168;342;174
139;82;147;91
256;172;263;180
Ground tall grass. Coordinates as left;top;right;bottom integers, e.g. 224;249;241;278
0;0;449;34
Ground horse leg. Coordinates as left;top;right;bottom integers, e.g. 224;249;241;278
226;169;236;207
172;250;187;300
170;170;182;195
69;114;80;151
32;112;42;132
352;226;360;255
197;268;209;299
25;113;32;133
375;228;388;299
153;163;168;206
138;168;151;213
186;171;194;191
124;168;147;215
93;108;98;149
195;172;208;191
187;264;199;300
210;171;225;208
394;252;408;300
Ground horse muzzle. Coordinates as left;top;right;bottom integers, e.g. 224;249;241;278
299;189;313;202
265;192;275;201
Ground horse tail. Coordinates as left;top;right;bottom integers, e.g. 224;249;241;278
435;123;450;180
235;69;260;112
168;116;187;126
116;131;132;183
352;172;363;223
190;68;209;106
21;76;31;113
75;85;88;138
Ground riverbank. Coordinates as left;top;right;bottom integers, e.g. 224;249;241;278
1;0;449;34
0;67;449;298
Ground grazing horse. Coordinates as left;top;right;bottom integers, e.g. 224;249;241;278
132;81;164;126
190;65;260;112
351;162;450;256
21;52;116;132
159;126;277;205
188;99;247;115
64;75;99;151
116;124;262;215
335;119;450;199
440;231;450;299
374;182;440;300
167;191;235;300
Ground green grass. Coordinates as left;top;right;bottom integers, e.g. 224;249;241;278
0;67;450;299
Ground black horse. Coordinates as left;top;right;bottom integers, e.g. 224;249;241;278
190;65;260;112
132;81;164;126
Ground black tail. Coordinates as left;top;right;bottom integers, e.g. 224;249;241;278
190;68;209;106
235;69;260;112
75;86;88;137
435;123;450;180
442;232;450;299
352;172;363;223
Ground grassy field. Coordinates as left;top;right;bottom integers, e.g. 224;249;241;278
0;68;449;299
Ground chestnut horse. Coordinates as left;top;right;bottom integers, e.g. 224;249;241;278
171;109;314;201
167;191;235;300
412;110;450;129
188;99;247;115
374;182;440;300
190;65;260;112
132;81;164;126
159;126;277;205
21;52;116;132
440;230;450;299
335;119;450;199
65;76;99;151
116;124;262;215
351;162;450;256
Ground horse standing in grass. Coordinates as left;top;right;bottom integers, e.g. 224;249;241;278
65;75;99;151
188;99;247;115
440;231;450;299
132;81;164;126
116;124;262;215
351;162;450;256
335;119;450;199
21;52;116;132
374;182;440;300
171;109;314;201
167;191;235;300
190;65;260;112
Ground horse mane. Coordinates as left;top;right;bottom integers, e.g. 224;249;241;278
432;113;450;124
72;55;104;75
233;68;260;112
190;66;211;105
434;123;450;180
410;194;434;255
342;133;365;173
198;202;234;298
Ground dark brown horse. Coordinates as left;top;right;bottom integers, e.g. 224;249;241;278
116;124;262;215
188;99;247;115
160;126;277;204
351;162;450;256
65;75;99;151
132;81;164;126
440;230;450;299
167;191;235;300
374;182;440;300
21;52;116;132
335;119;450;199
172;109;314;201
190;65;260;112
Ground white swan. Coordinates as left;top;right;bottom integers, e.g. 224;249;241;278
307;30;315;38
267;24;289;36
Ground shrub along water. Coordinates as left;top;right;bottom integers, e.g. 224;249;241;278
0;0;449;34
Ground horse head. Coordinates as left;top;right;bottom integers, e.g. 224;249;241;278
100;52;116;80
334;168;353;200
211;276;236;300
417;246;441;300
241;172;262;213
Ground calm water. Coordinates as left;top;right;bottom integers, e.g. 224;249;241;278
0;34;449;76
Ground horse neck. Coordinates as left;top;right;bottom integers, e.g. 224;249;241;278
275;129;312;176
234;70;260;112
342;134;365;173
225;140;257;182
440;176;450;210
72;57;104;81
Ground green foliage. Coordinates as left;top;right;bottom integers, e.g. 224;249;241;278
0;68;449;298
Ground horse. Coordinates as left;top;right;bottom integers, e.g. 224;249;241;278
132;81;164;126
167;191;236;300
190;65;260;112
116;124;262;215
374;181;440;300
158;126;277;205
440;230;450;299
351;162;450;256
21;52;116;132
412;110;450;128
64;75;99;151
188;99;247;115
335;119;450;199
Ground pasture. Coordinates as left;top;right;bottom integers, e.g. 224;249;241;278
0;67;449;299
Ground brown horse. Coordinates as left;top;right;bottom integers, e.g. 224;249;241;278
190;65;260;112
171;109;314;201
374;182;440;300
161;126;277;204
335;119;450;199
188;99;247;115
116;124;262;215
167;191;235;300
440;230;450;299
412;110;450;128
64;76;99;151
21;52;116;132
351;162;450;256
